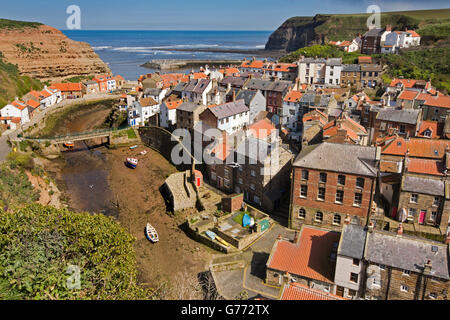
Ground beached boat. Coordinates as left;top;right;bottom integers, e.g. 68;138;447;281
145;223;159;243
129;145;138;150
63;141;74;148
140;150;148;155
215;235;231;247
126;157;138;169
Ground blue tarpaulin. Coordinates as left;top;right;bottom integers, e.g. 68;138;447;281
242;214;251;227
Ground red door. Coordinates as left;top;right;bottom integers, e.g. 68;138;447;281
419;210;426;225
196;178;201;187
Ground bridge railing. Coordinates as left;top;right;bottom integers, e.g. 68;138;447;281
18;125;131;141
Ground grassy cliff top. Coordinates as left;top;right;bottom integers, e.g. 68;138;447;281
0;18;42;30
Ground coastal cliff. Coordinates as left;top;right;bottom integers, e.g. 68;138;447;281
265;9;450;52
0;20;110;81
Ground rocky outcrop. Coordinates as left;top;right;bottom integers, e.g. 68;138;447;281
265;16;328;52
0;24;110;81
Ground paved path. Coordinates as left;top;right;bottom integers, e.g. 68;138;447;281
0;93;119;162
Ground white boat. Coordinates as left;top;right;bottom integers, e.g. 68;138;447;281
145;223;159;243
126;157;138;169
140;150;148;155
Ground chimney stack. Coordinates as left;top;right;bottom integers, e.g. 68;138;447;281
397;223;403;236
424;260;432;274
232;90;236;102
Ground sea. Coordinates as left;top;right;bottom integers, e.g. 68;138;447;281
62;30;272;81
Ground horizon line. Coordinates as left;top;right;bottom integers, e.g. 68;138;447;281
60;29;273;32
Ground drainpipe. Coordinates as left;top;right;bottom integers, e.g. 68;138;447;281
287;158;294;229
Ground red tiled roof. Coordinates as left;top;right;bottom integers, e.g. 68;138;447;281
382;137;450;159
407;158;444;176
165;99;183;110
11;100;28;111
241;59;265;69
389;78;417;88
406;30;420;37
284;90;302;103
249;118;276;140
397;90;419;101
50;82;82;92
281;282;347;300
416;120;440;139
26;99;40;109
267;226;340;284
420;93;450;109
358;56;372;64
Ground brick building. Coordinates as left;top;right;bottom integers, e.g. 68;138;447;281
290;142;379;231
372;108;421;142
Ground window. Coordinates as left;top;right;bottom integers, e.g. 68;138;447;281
338;175;346;185
354;193;362;206
399;125;406;134
379;264;386;270
250;184;255;191
251;170;256;177
429;292;437;299
353;258;360;266
408;208;416;217
356;178;365;189
410;194;418;203
348;289;357;297
430;211;437;222
302;170;309;180
403;270;411;276
350;273;359;283
298;208;306;219
400;285;409;292
333;214;341;225
318;187;326;201
319;172;327;183
315;212;323;223
433;197;440;207
380;121;387;131
335;190;344;203
300;185;308;198
238;178;243;185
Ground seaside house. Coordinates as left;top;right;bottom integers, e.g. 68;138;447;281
82;80;100;95
282;90;303;134
159;97;183;129
235;89;267;124
50;83;83;99
0;100;31;128
181;79;213;105
199;99;250;134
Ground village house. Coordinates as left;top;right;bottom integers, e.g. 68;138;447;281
176;102;207;131
93;75;116;92
82;80;100;95
244;79;292;115
159;97;183;130
340;65;361;88
262;62;298;81
361;25;391;54
372;108;422;142
300;109;328;146
290;142;379;231
324;58;342;86
50;83;83;99
199;100;250;134
298;58;327;85
181;79;213;105
360;64;382;88
416;92;450;123
0;100;31;129
334;224;367;299
282;90;303;134
235;89;266;124
26;87;61;109
127;97;159;127
363;226;449;300
266;225;341;295
143;87;168;104
322;113;369;145
239;58;265;74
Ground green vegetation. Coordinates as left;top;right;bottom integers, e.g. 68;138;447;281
63;75;94;83
0;52;44;108
0;204;151;299
374;47;450;93
232;211;253;226
102;104;128;129
280;44;363;63
126;128;137;139
0;19;42;30
0;155;39;208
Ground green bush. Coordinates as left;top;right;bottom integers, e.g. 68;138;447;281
0;204;151;299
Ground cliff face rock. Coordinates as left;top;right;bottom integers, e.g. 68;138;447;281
0;24;110;81
265;16;328;52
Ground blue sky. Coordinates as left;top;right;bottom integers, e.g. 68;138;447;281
2;0;449;30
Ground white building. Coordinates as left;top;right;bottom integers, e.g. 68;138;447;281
0;100;31;127
298;58;327;85
143;88;168;104
334;224;367;299
325;58;342;86
282;90;303;132
181;79;213;105
200;99;250;134
159;98;183;128
127;97;160;127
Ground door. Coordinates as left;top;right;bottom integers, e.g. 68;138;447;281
336;286;344;297
419;210;426;225
196;178;201;187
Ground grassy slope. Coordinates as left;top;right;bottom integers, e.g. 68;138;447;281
0;52;44;108
0;19;42;30
282;9;450;43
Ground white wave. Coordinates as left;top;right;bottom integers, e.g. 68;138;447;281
92;46;112;50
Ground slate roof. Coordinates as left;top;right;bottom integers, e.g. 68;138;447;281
144;88;162;96
338;224;367;259
209;99;249;119
236;90;257;106
342;64;361;72
177;102;205;113
326;58;342;66
376;108;420;124
245;79;275;91
300;58;327;64
235;136;274;163
293;142;378;177
220;76;247;87
402;175;444;196
365;230;450;280
300;92;316;104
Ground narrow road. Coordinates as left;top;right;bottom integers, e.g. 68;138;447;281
0;92;120;162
